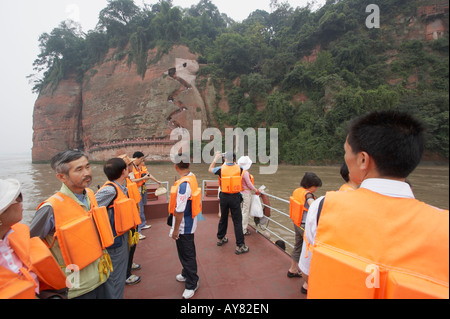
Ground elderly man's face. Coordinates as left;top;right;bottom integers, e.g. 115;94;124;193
57;156;92;194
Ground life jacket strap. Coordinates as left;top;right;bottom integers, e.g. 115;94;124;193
98;253;113;283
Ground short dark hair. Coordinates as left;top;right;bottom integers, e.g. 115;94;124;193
175;153;190;170
224;152;236;163
340;163;350;183
133;151;145;159
300;172;322;189
347;111;424;178
104;158;127;181
51;150;88;174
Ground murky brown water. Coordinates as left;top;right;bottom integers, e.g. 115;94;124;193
1;154;448;254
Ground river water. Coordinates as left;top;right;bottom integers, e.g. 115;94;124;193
1;153;448;254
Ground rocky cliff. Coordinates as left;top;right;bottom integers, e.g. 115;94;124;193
32;45;211;162
32;2;449;163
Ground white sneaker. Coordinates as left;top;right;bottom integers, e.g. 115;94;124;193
176;274;186;282
142;224;152;230
182;282;199;299
126;274;141;285
139;233;146;240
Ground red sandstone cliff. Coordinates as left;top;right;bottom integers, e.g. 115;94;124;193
32;76;83;161
32;45;209;162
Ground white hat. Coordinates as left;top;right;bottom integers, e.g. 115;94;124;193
118;154;136;166
238;156;253;171
0;179;21;215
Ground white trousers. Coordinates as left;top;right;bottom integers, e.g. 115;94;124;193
241;192;252;232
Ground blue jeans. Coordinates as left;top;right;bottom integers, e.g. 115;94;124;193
138;187;147;232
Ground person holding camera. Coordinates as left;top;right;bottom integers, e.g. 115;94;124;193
209;151;249;255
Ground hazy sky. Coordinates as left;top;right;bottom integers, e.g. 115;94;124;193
0;0;325;156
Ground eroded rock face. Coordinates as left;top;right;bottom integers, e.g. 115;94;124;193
32;76;83;162
32;45;209;162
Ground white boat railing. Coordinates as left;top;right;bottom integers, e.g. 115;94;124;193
256;192;295;250
201;180;296;251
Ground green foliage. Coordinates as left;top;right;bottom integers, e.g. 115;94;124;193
99;0;140;27
30;21;86;92
129;27;148;78
265;92;295;129
99;0;140;48
241;73;271;101
397;91;449;158
210;33;253;76
31;0;449;163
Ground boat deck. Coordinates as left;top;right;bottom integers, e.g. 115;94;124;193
124;199;305;299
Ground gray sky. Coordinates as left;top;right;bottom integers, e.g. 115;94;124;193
0;0;325;156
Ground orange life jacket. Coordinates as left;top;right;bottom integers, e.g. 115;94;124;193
289;188;312;227
38;189;104;271
169;174;202;218
219;164;243;194
308;188;449;299
98;182;141;237
132;164;148;188
0;223;68;299
0;266;36;299
91;206;115;250
126;178;141;204
124;178;142;247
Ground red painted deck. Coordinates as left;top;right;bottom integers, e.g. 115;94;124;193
124;199;306;299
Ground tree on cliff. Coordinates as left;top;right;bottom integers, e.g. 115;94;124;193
97;0;141;48
30;21;85;93
98;0;140;28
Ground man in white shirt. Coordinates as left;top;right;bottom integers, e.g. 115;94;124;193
170;156;199;299
171;177;198;237
299;111;449;298
299;179;416;291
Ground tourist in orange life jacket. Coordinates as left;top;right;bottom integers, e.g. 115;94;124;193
169;154;201;299
209;151;249;255
288;172;322;280
118;154;143;287
1;179;67;299
95;158;138;298
237;156;260;236
130;152;161;240
299;111;449;299
339;162;359;192
30;150;114;299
